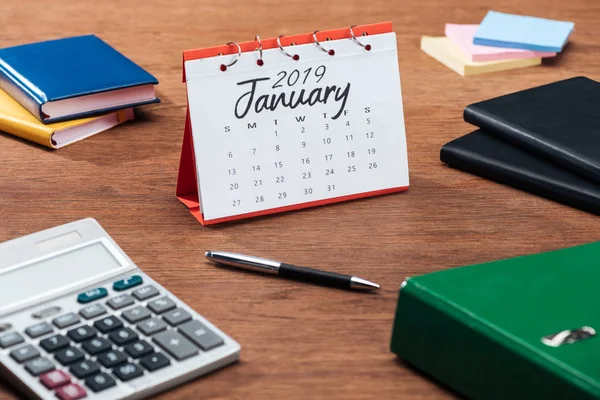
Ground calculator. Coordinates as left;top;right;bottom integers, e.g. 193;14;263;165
0;218;240;400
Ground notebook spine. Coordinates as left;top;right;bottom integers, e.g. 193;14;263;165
464;104;600;183
0;62;45;121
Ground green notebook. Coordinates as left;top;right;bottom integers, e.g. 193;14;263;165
391;242;600;400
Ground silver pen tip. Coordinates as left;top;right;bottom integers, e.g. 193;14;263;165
350;276;380;290
205;251;213;258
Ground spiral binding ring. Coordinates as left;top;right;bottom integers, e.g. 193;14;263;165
219;42;241;71
350;25;372;51
277;35;300;61
313;31;335;56
255;36;264;66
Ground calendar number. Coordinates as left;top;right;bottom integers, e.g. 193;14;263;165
228;151;233;158
346;134;353;141
276;145;280;151
323;138;331;145
368;148;376;155
325;123;330;130
302;141;307;148
254;180;263;186
252;148;257;154
302;158;310;164
274;161;283;168
252;165;261;171
327;185;336;191
228;169;236;176
347;151;355;158
232;200;241;206
272;65;327;89
301;127;306;133
366;132;374;139
276;176;285;183
366;118;371;124
369;162;378;169
326;169;334;175
256;196;265;203
348;165;356;172
325;154;333;161
278;192;287;199
303;172;312;179
304;188;313;195
230;183;239;190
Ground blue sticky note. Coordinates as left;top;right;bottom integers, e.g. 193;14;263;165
474;11;575;52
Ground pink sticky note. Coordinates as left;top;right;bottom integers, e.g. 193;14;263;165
445;24;556;62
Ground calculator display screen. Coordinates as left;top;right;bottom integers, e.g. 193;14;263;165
0;241;122;307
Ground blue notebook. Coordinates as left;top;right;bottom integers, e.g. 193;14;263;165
473;11;575;53
0;35;159;123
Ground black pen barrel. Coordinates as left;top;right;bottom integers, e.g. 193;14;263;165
278;263;350;289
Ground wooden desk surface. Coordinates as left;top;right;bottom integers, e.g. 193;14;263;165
0;0;598;399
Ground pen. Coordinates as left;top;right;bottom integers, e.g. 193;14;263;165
205;251;380;291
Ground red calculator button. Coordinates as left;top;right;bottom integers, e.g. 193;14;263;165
39;369;70;389
55;383;86;400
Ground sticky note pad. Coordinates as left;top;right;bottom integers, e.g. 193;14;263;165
421;36;541;77
446;24;556;62
474;11;574;52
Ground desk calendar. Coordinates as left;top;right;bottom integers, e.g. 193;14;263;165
177;22;409;225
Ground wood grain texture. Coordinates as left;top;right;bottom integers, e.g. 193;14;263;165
0;0;598;398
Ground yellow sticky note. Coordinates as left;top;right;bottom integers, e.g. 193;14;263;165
420;36;541;76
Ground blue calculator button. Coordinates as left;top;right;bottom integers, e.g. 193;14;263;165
113;275;143;291
77;288;108;304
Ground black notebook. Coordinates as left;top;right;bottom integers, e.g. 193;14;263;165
464;76;600;184
440;130;600;215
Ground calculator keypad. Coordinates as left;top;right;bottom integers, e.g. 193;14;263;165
2;276;229;400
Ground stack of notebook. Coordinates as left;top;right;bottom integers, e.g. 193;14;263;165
421;11;574;76
0;35;159;149
441;77;600;216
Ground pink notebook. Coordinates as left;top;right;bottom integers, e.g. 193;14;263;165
445;24;556;62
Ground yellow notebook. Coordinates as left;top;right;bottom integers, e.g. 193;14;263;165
420;36;542;76
0;89;134;149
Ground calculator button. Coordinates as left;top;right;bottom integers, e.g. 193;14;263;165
77;287;108;303
93;315;124;333
0;323;12;332
153;330;198;361
122;305;151;323
40;334;69;352
97;349;128;368
137;317;167;336
55;346;85;366
163;308;192;326
108;327;138;346
140;352;171;372
82;337;112;355
0;332;24;348
55;383;87;400
32;306;62;319
24;357;55;376
40;369;71;389
132;285;159;301
113;362;144;382
67;325;97;342
70;359;101;379
107;294;135;310
124;340;154;358
147;296;176;314
10;344;40;363
113;275;143;291
79;303;107;320
86;372;116;393
25;322;53;338
179;320;224;351
52;312;81;329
